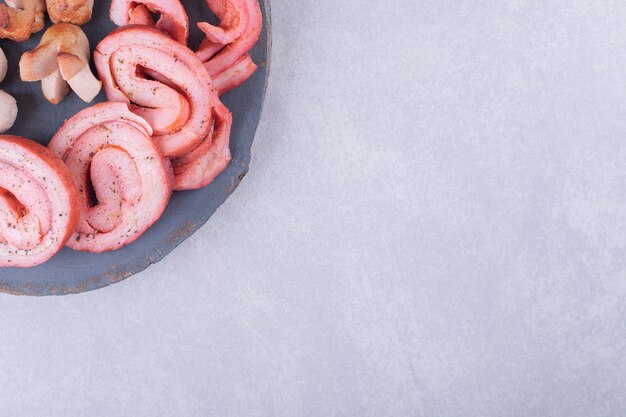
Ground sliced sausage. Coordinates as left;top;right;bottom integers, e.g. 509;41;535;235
172;100;232;191
212;53;256;95
48;102;172;252
196;0;262;92
0;135;79;267
94;26;217;157
109;0;189;43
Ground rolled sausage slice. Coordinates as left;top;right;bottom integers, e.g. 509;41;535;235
197;0;247;55
195;0;261;95
0;135;79;267
94;26;216;157
48;102;172;252
212;53;256;95
172;100;232;191
109;0;189;43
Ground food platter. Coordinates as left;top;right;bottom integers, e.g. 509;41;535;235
0;0;271;296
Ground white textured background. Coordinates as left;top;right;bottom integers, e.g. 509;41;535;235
2;1;626;415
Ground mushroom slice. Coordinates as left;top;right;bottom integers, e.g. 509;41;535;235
0;47;8;82
0;0;44;41
0;91;17;133
57;53;101;102
46;0;94;25
19;23;102;104
42;69;70;104
5;0;45;32
20;42;60;81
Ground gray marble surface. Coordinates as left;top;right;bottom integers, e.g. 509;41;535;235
2;1;626;415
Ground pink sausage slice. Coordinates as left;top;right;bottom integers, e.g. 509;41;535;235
172;100;232;191
48;102;171;252
197;0;248;53
197;0;261;77
0;135;79;267
109;0;189;43
94;26;216;157
212;53;257;95
195;0;262;95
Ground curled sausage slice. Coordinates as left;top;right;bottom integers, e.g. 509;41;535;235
197;0;247;51
0;135;79;267
196;0;262;93
212;53;256;95
94;26;216;157
109;0;188;43
48;102;172;252
172;100;232;191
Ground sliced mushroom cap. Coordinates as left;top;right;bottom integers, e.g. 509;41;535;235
0;47;7;82
57;52;100;102
19;23;101;104
5;0;45;32
0;0;45;41
42;69;70;104
46;0;94;25
0;91;17;133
